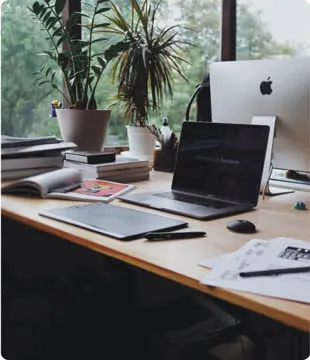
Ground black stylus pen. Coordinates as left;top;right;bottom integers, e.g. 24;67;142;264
145;231;206;241
239;266;310;278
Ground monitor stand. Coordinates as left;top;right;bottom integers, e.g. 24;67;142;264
262;165;294;199
251;116;294;199
269;169;310;193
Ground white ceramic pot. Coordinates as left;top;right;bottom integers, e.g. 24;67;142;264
125;125;156;161
56;109;111;151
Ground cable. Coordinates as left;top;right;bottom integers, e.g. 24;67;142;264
185;83;203;121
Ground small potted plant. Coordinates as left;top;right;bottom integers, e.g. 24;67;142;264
28;0;126;150
103;0;190;160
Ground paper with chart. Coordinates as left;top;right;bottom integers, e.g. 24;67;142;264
201;237;310;303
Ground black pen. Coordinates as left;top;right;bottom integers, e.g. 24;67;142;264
145;231;206;241
239;266;310;278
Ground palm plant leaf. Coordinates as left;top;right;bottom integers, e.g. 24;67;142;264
106;0;191;124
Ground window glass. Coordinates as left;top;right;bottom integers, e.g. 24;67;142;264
1;0;222;142
1;0;60;137
237;0;310;60
82;0;222;142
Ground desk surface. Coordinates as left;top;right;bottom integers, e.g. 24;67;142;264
2;171;310;332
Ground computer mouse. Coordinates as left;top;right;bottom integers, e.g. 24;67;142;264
226;219;257;234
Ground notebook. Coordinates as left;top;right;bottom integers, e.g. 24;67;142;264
119;122;270;220
39;202;188;241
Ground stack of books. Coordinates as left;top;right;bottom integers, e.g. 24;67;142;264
63;154;152;182
1;135;76;180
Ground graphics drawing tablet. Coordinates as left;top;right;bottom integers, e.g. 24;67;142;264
39;202;188;241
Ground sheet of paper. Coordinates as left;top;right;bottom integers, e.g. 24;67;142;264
199;238;263;269
201;237;310;303
199;253;235;269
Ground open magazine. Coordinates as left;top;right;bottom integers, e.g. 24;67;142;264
1;168;136;203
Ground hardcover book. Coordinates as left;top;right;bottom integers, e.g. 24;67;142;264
2;167;135;203
1;141;76;158
64;150;116;164
1;154;64;171
63;155;150;173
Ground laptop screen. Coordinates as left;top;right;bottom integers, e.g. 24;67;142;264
172;122;269;204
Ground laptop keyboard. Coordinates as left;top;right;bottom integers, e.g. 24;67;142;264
155;192;233;209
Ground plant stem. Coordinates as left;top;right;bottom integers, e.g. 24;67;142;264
82;1;99;109
35;13;74;105
46;2;80;103
87;65;104;109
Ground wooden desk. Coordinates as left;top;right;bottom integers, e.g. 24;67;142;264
2;171;310;332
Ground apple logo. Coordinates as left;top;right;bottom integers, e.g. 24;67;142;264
260;76;272;95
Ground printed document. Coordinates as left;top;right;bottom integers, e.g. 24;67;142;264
200;237;310;303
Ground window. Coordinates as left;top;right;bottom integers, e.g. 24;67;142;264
81;0;222;140
1;0;60;137
1;0;223;142
236;0;310;60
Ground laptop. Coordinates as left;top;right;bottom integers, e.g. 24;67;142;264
119;122;270;220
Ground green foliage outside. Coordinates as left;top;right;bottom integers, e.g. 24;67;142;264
1;0;307;143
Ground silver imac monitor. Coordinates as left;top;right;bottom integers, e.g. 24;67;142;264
209;58;310;174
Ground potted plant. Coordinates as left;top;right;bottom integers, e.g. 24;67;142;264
103;0;189;160
28;0;126;151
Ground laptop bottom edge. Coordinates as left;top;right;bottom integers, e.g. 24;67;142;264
118;194;254;220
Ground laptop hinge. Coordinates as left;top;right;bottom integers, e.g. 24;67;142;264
172;189;238;205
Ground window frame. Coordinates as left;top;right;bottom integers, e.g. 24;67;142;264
64;0;237;61
221;0;236;61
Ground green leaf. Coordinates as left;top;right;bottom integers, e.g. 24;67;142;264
81;1;95;8
91;65;102;77
56;34;66;47
37;51;56;61
71;39;89;48
95;7;110;15
92;22;110;29
104;41;128;62
58;53;69;69
55;0;66;15
32;1;41;15
97;57;106;68
73;12;92;20
91;52;105;58
47;18;58;31
91;37;107;45
38;4;45;15
42;11;51;24
46;67;52;77
38;80;50;86
52;28;63;37
39;6;48;19
51;71;57;83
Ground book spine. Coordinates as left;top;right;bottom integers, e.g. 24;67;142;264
2;156;63;171
65;152;116;164
63;159;150;172
83;170;150;183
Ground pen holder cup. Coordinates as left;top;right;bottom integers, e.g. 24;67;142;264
153;149;177;173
